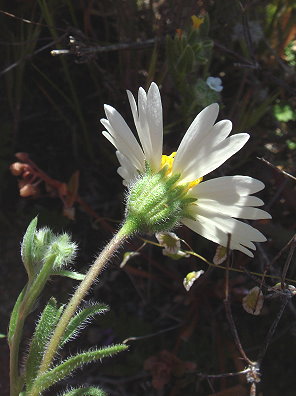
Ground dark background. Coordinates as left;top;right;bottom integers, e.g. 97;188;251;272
0;1;296;395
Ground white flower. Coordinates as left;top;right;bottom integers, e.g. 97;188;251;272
101;82;271;257
206;77;223;92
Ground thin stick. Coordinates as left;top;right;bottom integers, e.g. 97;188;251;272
257;294;289;364
258;157;296;181
223;234;253;365
281;236;296;288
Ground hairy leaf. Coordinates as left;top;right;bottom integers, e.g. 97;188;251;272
25;297;63;389
32;344;128;393
177;44;195;74
59;386;106;396
21;216;38;279
60;303;109;346
8;285;27;345
52;269;85;281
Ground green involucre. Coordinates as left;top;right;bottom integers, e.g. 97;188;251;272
125;168;197;233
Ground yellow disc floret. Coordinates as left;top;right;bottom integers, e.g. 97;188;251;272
161;152;176;174
161;152;203;191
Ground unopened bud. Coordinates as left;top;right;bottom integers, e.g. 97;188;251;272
45;233;78;268
10;162;27;176
19;181;39;197
15;152;30;161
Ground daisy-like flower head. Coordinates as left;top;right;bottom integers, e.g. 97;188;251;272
101;82;271;257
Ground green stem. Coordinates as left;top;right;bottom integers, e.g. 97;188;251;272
29;221;135;396
9;255;56;396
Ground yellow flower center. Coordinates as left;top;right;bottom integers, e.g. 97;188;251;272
161;152;203;190
161;152;176;172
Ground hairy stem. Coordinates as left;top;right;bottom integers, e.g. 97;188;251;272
29;221;135;396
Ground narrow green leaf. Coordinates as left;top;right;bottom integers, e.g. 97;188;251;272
32;344;128;393
165;35;176;67
52;269;85;281
176;44;195;74
25;297;63;390
21;217;38;279
60;303;109;347
8;285;27;344
59;386;106;396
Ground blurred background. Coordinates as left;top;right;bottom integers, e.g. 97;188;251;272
0;1;296;395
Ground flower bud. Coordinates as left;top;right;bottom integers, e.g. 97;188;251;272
10;162;27;176
15;152;29;161
33;227;55;264
45;233;77;269
19;183;39;197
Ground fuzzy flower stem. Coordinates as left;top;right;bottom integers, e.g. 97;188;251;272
29;221;136;396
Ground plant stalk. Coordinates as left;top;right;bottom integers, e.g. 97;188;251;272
30;221;135;395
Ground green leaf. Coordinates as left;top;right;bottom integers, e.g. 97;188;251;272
21;217;38;280
273;103;296;122
0;333;6;338
60;303;109;346
176;44;195;74
25;297;64;390
52;269;85;281
287;139;296;150
165;35;176;66
8;285;27;345
32;344;128;393
59;386;106;396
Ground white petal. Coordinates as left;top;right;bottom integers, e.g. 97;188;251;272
196;195;264;207
116;151;139;184
173;119;232;182
102;130;117;148
146;82;163;171
117;166;130;180
182;215;256;257
227;196;264;207
196;199;271;220
103;105;145;162
101;113;144;171
207;120;233;145
137;87;152;160
193;206;267;242
127;90;139;129
172;103;219;175
183;204;268;257
191;176;265;199
127;89;151;160
127;83;163;171
177;133;250;182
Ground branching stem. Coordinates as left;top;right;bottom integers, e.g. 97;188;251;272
29;220;135;396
